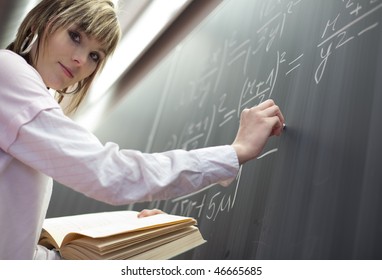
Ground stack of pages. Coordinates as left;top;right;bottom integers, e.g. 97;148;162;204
39;210;205;260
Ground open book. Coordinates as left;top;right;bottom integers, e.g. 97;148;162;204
38;210;206;260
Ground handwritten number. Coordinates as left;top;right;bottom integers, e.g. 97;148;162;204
315;42;333;84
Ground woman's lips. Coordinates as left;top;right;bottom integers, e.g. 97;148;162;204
59;63;74;78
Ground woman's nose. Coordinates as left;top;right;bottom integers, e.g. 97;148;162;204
72;49;87;66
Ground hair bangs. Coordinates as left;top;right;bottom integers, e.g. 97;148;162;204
78;9;121;55
54;1;121;56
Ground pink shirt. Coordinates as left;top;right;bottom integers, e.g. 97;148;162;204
0;50;239;259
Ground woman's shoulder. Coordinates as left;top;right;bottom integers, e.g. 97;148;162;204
0;49;39;73
0;49;44;85
0;49;26;64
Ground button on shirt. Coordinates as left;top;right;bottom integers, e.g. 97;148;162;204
0;50;239;259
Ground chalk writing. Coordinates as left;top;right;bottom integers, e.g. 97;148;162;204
218;93;236;127
254;0;302;55
154;1;307;220
285;53;304;76
315;1;381;84
257;148;279;160
167;167;243;221
164;105;216;150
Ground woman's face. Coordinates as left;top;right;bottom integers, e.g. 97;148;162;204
31;25;106;90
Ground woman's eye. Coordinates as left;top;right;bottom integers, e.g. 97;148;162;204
69;31;80;43
90;52;100;63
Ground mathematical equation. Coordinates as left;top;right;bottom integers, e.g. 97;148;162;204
315;0;381;84
167;0;303;151
138;166;242;222
146;0;381;221
156;0;304;220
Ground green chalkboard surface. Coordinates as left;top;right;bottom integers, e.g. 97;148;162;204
50;0;382;259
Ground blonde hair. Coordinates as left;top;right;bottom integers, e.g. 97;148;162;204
7;0;121;114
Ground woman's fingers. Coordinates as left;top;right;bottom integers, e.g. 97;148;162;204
231;99;285;164
137;208;166;218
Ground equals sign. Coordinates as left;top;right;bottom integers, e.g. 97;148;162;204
219;110;236;127
285;53;304;76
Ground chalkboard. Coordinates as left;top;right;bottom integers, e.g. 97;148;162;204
49;0;382;259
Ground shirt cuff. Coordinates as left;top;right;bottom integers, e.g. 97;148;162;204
194;145;240;187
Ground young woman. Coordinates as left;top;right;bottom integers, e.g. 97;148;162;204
0;0;285;259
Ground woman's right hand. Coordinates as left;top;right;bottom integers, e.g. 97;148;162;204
231;99;285;165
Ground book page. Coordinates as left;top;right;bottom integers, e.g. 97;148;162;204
60;226;205;260
41;211;195;247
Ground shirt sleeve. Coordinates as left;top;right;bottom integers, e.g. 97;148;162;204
8;108;240;205
0;50;60;151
